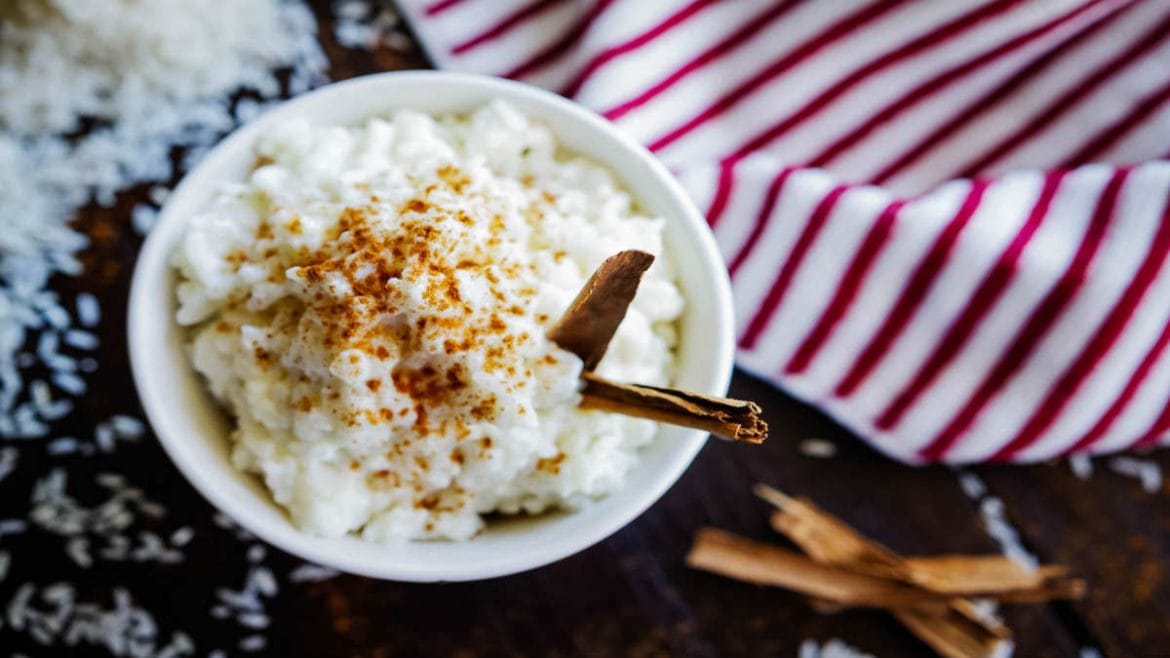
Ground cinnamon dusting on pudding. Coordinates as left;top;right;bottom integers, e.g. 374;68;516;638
174;101;685;541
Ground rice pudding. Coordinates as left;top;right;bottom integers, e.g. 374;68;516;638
172;100;684;541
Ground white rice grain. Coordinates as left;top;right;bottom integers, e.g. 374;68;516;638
94;424;116;453
289;563;340;583
1109;456;1163;494
799;438;838;458
0;446;16;481
66;537;93;568
47;437;79;455
110;415;145;439
249;567;278;597
75;293;100;327
0;0;327;435
958;471;987;500
50;372;86;396
131;204;161;236
246;544;266;564
979;496;1039;572
1069;454;1093;480
169;526;195;547
62;330;99;351
239;635;267;652
237;612;270;629
0;519;28;536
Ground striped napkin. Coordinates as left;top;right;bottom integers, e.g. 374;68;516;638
397;0;1170;463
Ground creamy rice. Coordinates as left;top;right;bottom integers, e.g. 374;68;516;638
173;100;684;541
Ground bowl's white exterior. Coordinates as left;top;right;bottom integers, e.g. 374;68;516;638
128;72;734;582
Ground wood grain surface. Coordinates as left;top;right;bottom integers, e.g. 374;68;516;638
2;3;1167;656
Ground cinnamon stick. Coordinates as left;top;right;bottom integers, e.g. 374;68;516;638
686;528;953;611
751;484;1086;658
547;250;655;370
753;486;1009;658
902;556;1068;595
689;525;1081;605
546;251;767;443
579;372;767;443
755;485;1081;597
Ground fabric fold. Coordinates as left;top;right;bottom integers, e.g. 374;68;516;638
399;0;1170;462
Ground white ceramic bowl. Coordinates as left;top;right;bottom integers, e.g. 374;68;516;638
128;71;734;582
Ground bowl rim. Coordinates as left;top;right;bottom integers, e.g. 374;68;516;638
128;71;735;581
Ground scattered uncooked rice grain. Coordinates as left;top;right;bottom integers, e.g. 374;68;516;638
1108;456;1163;494
0;0;343;654
74;293;100;327
799;438;838;458
4;584;194;656
212;561;278;645
956;471;1039;571
0;0;327;434
0;446;17;481
289;563;341;583
957;471;987;499
239;634;267;652
169;526;195;547
798;638;876;658
1069;454;1094;480
0;519;28;536
29;469;185;566
979;495;1039;571
332;0;412;51
246;544;266;564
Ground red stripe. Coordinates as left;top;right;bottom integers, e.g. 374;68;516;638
704;159;737;228
992;186;1170;461
784;199;908;375
918;167;1131;462
726;0;1019;160
1063;308;1170;456
871;1;1134;184
727;167;796;277
424;0;464;17
956;10;1170;177
1060;78;1170;168
1133;400;1170;449
807;0;1110;169
602;0;805;121
834;181;989;397
450;0;566;56
645;0;904;153
502;0;618;79
739;185;850;349
877;171;1066;430
560;0;715;97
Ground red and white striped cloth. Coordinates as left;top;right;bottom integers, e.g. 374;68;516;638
398;0;1170;463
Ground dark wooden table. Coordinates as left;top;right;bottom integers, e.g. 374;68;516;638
3;3;1168;656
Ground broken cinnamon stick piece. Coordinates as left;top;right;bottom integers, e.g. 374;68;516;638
902;556;1068;594
895;608;1011;658
750;484;1031;658
547;250;655;370
579;372;767;443
686;528;953;611
754;484;1080;597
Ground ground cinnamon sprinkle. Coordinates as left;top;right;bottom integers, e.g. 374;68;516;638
536;452;567;475
280;197;537;432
